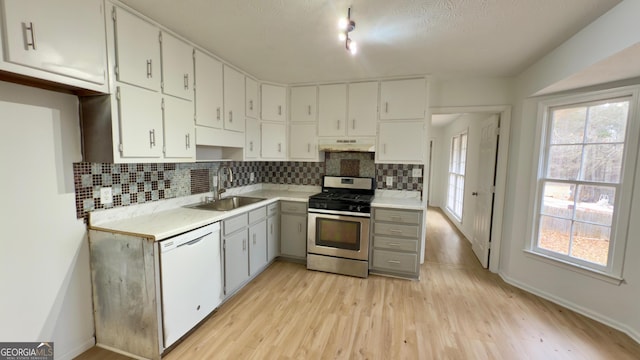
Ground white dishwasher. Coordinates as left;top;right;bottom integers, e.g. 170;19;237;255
160;222;222;348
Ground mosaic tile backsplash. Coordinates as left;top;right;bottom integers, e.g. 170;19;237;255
73;154;423;219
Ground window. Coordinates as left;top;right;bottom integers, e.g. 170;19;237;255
447;131;468;220
530;87;640;278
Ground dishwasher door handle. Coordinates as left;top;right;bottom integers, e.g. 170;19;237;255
177;232;212;247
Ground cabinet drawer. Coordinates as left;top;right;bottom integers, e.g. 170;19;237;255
373;236;419;252
223;213;248;235
280;201;307;214
372;250;418;273
374;209;421;224
249;206;267;224
267;203;279;217
374;223;419;239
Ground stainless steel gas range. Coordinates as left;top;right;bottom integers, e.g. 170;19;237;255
307;176;375;278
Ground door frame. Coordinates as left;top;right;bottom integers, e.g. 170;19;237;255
430;105;511;273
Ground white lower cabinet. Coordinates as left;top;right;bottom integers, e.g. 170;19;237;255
249;209;268;277
280;201;308;259
267;203;280;261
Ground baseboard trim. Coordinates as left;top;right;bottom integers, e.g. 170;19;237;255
499;272;640;345
57;336;95;360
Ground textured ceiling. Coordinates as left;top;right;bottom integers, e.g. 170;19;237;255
119;0;621;84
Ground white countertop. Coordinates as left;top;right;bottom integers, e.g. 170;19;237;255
88;185;425;241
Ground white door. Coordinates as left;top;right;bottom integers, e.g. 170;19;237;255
194;50;223;128
290;86;317;122
222;65;245;132
318;84;347;136
471;115;500;268
160;31;193;101
245;118;261;159
117;85;163;158
347;81;378;136
261;123;286;159
289;124;317;160
163;96;194;160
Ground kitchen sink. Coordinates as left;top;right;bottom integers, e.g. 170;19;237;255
187;196;266;211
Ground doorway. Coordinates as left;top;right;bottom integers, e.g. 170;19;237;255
426;106;510;273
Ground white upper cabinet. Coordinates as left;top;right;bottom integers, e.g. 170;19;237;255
223;65;245;132
289;124;318;161
347;82;378;136
112;6;161;92
245;77;258;119
160;31;193;101
245;118;261;160
117;84;163;159
261;123;286;159
290;86;317;123
163;96;195;160
377;122;424;163
261;84;286;122
1;0;107;87
318;84;347;137
380;78;426;120
194;49;223;128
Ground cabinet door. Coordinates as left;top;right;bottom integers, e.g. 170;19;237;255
249;220;268;277
261;84;286;122
163;96;195;160
245;118;261;159
267;214;280;262
224;231;249;296
223;65;245;132
194;50;223;128
261;123;286;159
348;82;378;136
377;122;424;163
113;6;161;91
245;77;258;119
117;85;163;158
380;78;426;120
290;86;317;122
161;32;193;101
281;214;307;258
289;124;317;160
2;0;106;85
318;84;347;136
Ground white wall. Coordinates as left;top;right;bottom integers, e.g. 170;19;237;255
0;81;94;359
500;0;640;342
430;76;514;108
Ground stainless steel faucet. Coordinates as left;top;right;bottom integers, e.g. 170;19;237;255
215;165;233;200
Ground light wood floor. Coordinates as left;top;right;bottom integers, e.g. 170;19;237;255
76;207;640;359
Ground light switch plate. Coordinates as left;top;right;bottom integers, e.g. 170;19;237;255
212;175;218;187
412;168;422;178
386;176;393;187
100;187;113;204
250;172;255;182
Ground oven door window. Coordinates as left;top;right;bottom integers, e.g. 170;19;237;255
316;218;361;251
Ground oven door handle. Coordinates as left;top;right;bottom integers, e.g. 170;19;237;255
307;208;371;218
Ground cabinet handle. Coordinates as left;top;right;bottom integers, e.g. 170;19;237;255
249;99;253;111
298;223;302;233
216;107;221;120
337;119;340;130
352;119;356;130
278;105;282;116
387;260;401;264
146;60;152;78
23;22;36;50
184;74;189;90
385;102;389;113
278;143;282;153
389;229;403;234
391;216;402;221
149;129;156;148
243;239;246;251
270;223;273;234
388;243;401;247
185;134;189;149
229;111;233;122
307;143;311;153
253;233;256;245
249;141;253;152
307;105;311;116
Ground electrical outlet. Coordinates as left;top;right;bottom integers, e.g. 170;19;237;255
250;172;255;182
100;187;113;204
386;176;393;187
212;175;218;187
412;168;423;178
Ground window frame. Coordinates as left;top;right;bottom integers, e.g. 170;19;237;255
526;86;640;281
447;130;468;221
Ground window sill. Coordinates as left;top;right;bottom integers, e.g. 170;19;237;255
522;250;624;286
